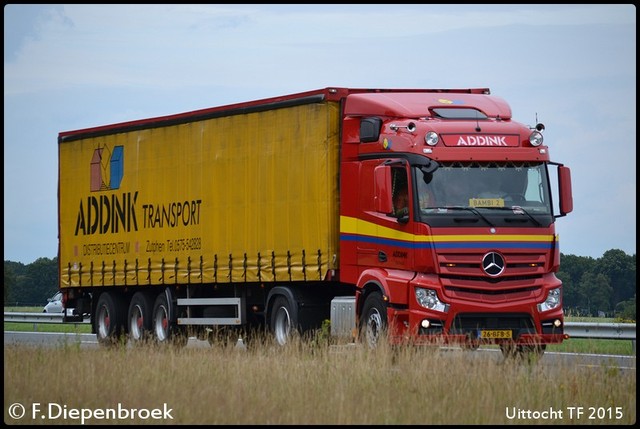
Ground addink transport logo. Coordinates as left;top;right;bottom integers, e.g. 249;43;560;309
75;144;138;236
91;145;124;191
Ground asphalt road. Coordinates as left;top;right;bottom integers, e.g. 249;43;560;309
4;331;636;371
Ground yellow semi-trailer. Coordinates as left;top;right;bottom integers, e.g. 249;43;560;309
59;89;346;345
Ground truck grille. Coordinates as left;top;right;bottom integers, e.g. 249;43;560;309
437;251;547;302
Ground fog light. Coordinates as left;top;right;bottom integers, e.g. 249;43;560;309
553;319;562;328
421;319;430;329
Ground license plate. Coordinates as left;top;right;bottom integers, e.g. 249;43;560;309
479;329;512;339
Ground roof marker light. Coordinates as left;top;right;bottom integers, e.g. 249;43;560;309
425;131;439;146
529;130;543;146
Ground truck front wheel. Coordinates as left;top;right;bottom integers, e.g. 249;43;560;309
95;292;125;346
270;295;299;346
359;292;388;349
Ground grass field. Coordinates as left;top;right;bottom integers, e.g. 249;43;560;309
4;307;636;424
3;334;636;425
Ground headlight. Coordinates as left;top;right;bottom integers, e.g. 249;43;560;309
537;287;561;312
415;288;449;313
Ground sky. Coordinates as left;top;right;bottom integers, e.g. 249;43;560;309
4;4;636;264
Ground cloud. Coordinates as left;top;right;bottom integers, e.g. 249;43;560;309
3;4;636;262
5;5;635;95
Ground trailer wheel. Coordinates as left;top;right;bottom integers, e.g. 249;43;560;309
95;292;125;346
127;291;154;344
152;292;188;347
359;292;388;349
270;295;299;346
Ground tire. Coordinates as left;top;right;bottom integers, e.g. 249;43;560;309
95;292;125;346
359;292;388;349
127;291;154;344
270;295;299;346
152;291;188;347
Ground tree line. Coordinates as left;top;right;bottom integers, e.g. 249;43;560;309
4;249;636;321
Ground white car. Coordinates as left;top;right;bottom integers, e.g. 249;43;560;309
43;292;63;313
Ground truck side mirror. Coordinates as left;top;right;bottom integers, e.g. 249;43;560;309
558;166;573;216
374;165;393;214
360;117;382;143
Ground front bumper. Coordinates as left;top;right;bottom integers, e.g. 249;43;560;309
387;307;565;347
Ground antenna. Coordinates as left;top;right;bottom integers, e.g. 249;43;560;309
531;112;545;133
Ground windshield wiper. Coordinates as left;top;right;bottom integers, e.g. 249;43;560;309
474;205;541;226
428;206;494;227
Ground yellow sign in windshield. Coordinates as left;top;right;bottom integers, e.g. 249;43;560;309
469;198;504;208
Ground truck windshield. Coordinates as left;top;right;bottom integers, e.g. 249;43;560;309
415;162;553;227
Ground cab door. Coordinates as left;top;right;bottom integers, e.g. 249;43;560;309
356;158;414;270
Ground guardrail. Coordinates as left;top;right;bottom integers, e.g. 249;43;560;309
4;312;90;325
564;321;636;354
4;312;635;342
563;321;636;340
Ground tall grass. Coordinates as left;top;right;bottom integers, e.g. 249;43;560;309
4;333;636;425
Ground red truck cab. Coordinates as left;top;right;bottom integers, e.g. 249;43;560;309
336;88;573;356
